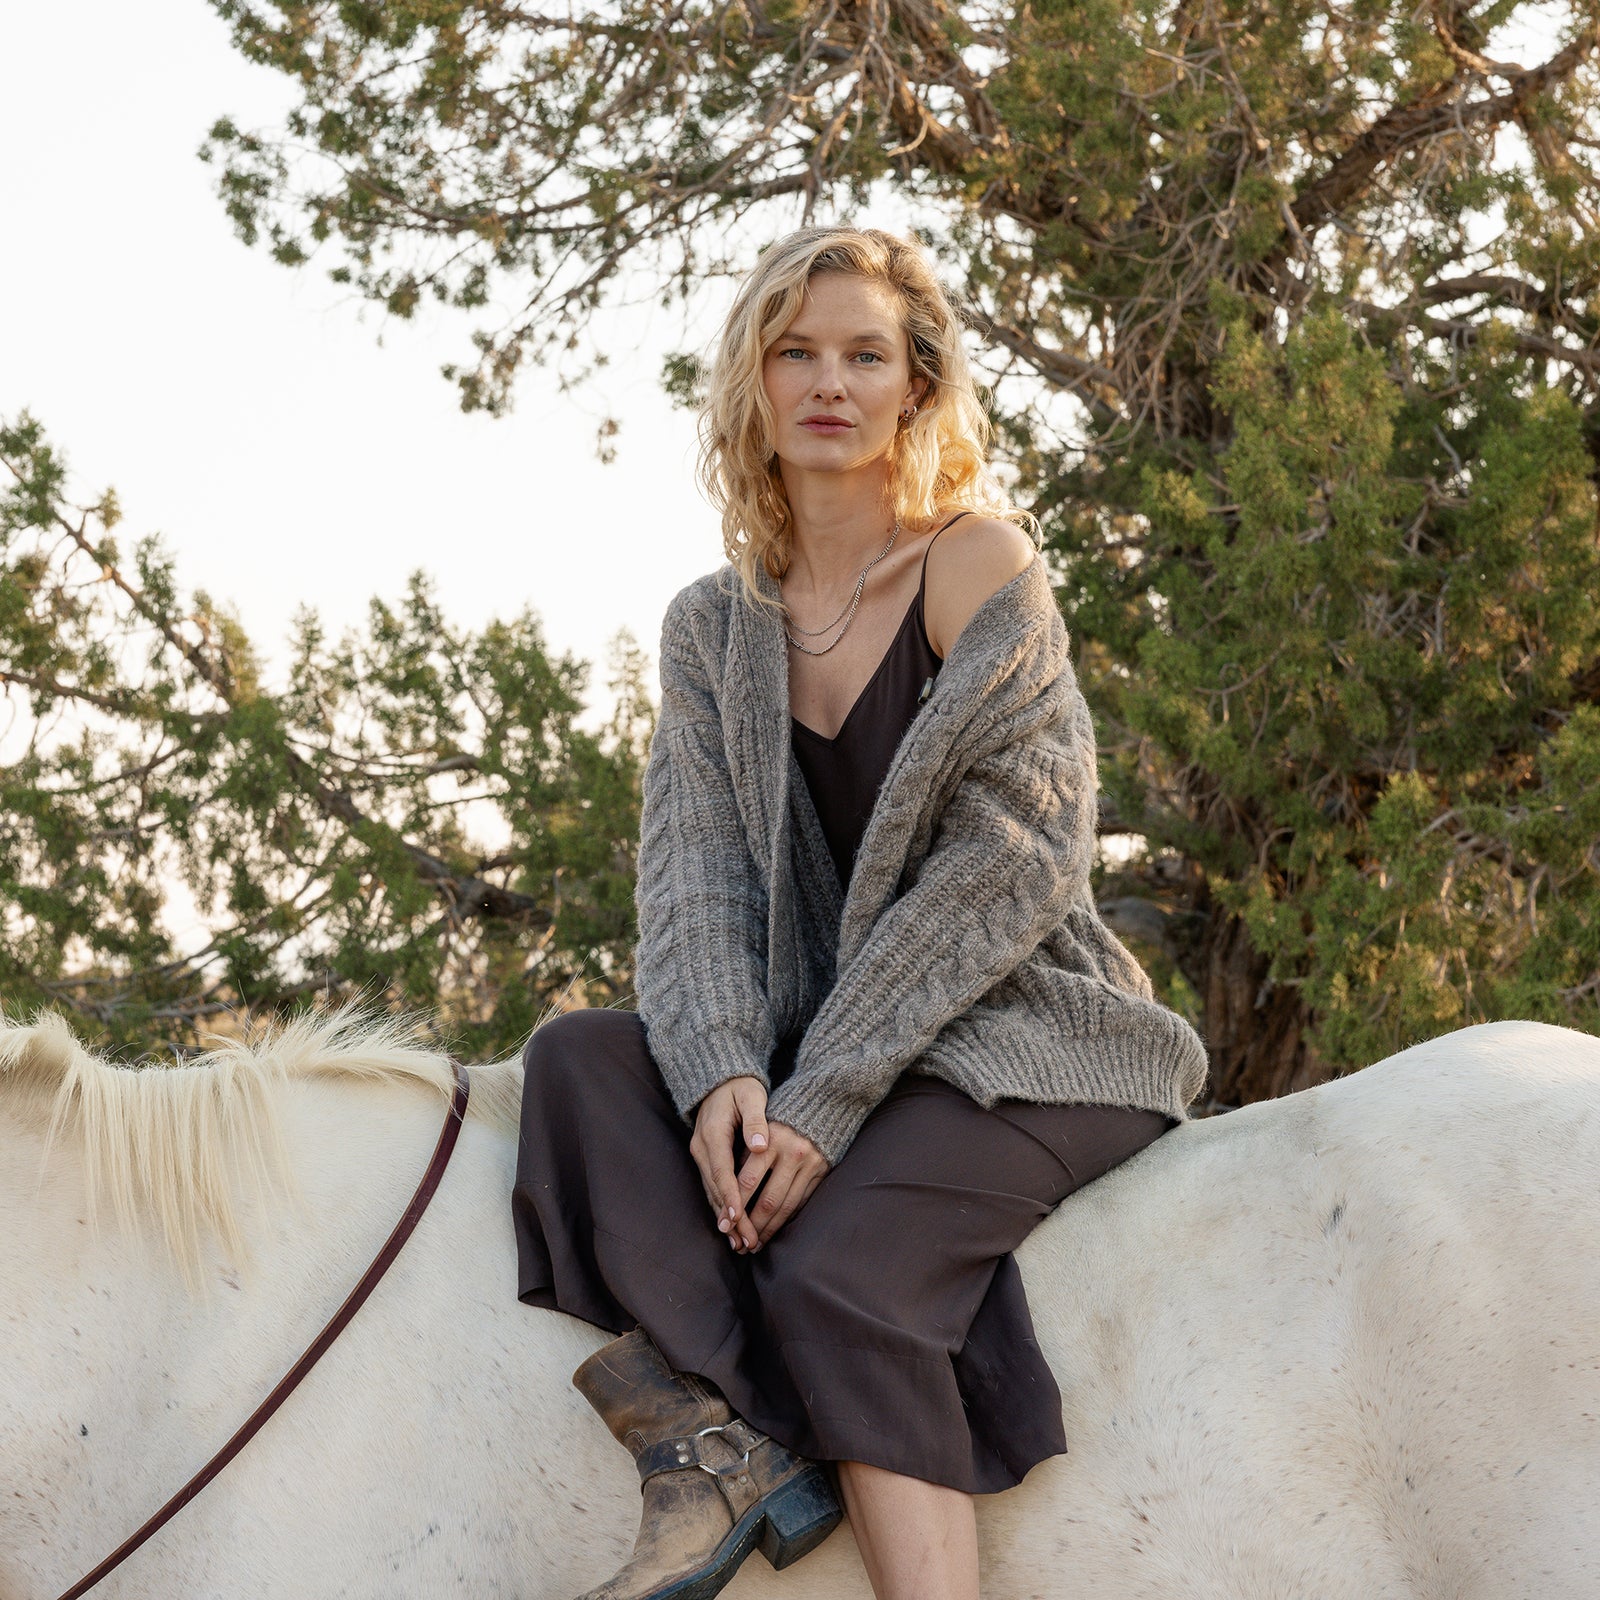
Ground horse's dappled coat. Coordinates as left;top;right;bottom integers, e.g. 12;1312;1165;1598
0;1010;1597;1597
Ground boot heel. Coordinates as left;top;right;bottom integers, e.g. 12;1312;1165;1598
758;1464;843;1569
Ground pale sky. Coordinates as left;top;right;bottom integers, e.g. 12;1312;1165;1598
5;3;1563;720
0;3;815;726
0;3;917;956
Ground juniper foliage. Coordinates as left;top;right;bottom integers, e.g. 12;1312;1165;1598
29;0;1600;1090
0;414;649;1058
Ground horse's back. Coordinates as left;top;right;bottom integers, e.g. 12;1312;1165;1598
994;1020;1600;1598
7;1018;1600;1598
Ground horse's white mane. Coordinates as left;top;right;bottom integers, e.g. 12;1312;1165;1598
0;998;527;1283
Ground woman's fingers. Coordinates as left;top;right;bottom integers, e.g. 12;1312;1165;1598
737;1147;773;1210
689;1095;738;1222
734;1079;770;1157
748;1160;798;1247
733;1147;775;1251
707;1129;746;1238
784;1164;829;1233
724;1081;768;1248
750;1127;830;1246
717;1083;767;1249
725;1150;770;1253
756;1163;822;1245
690;1078;770;1248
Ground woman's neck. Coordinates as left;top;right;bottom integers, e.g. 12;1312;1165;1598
781;465;900;600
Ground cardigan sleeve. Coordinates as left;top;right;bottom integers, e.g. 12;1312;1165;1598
632;589;777;1122
764;681;1098;1164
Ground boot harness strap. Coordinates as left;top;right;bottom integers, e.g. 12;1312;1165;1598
636;1418;769;1515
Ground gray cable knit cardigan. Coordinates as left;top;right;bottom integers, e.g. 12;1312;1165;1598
632;549;1210;1165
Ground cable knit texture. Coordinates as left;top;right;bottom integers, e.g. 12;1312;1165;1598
631;551;1210;1166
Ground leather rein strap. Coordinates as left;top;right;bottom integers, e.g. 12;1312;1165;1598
55;1059;472;1600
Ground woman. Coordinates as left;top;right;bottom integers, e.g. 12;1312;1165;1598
514;225;1210;1600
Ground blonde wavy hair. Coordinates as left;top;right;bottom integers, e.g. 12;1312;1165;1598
695;225;1037;611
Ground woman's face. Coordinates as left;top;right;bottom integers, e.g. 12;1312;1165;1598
761;271;925;476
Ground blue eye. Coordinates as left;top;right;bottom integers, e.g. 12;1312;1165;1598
774;348;885;362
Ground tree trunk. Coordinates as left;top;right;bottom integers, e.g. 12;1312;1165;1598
1199;906;1325;1108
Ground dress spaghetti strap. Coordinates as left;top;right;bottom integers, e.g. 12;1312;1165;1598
918;510;972;600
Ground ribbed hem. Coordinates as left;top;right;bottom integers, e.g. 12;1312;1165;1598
766;992;1207;1163
649;1023;773;1125
921;995;1209;1126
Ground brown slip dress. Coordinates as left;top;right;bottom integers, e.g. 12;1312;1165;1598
512;513;1177;1494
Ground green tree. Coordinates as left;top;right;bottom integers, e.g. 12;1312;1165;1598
134;3;1600;1092
0;412;650;1059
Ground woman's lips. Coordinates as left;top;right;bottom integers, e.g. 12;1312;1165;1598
800;420;853;434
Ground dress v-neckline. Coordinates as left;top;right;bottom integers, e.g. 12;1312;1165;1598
790;586;922;745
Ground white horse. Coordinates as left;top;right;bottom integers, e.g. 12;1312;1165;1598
1;1004;1598;1599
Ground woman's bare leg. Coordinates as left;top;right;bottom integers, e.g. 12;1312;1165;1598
835;1460;979;1600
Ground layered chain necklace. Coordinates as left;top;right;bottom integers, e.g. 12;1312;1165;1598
783;519;901;656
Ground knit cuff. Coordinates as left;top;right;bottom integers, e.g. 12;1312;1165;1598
648;1022;773;1126
763;1068;883;1168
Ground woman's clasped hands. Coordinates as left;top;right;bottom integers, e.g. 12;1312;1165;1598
689;1075;829;1253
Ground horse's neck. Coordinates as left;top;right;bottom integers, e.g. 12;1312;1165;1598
0;1078;578;1594
0;1108;201;1588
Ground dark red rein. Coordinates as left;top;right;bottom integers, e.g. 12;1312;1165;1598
55;1059;472;1599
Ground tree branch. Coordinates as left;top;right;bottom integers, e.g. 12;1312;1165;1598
1292;23;1600;235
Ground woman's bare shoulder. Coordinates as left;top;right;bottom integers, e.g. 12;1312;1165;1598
923;516;1038;659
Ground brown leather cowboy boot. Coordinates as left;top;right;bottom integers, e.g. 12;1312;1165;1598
571;1327;841;1600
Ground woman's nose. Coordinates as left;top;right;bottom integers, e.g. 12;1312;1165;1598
812;369;846;400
